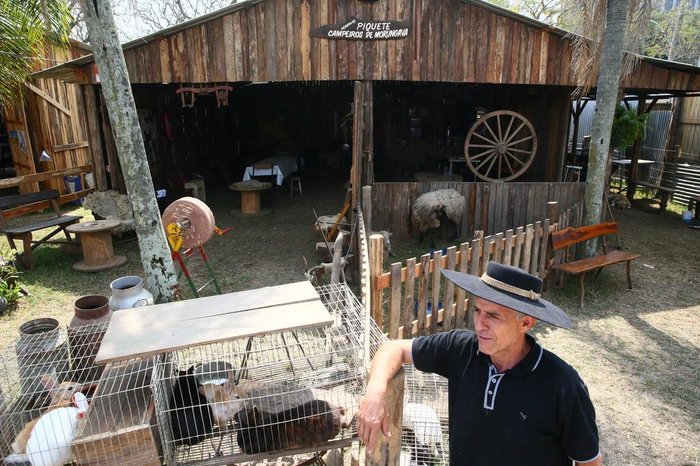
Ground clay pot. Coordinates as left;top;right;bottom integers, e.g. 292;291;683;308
69;295;112;382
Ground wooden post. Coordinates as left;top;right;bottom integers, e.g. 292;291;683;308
626;94;646;202
331;232;344;284
370;234;385;329
351;82;365;220
362;81;374;186
365;367;404;466
362;185;373;233
546;201;559;223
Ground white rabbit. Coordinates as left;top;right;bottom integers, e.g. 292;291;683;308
5;392;89;466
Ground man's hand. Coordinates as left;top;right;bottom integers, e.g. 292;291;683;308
357;386;391;453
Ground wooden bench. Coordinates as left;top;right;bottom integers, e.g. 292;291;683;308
0;190;82;268
550;222;640;306
630;180;675;212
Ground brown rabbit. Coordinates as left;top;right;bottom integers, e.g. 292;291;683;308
197;371;245;431
10;375;96;455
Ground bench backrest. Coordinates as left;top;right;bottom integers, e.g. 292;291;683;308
0;190;60;211
550;222;619;251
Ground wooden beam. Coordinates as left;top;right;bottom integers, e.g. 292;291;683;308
82;85;107;191
53;141;89;152
0;165;92;189
365;368;404;466
25;82;72;116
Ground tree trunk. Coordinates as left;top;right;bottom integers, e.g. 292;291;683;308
583;0;630;257
78;0;177;302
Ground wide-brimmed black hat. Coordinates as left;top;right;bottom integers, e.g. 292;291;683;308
441;262;572;329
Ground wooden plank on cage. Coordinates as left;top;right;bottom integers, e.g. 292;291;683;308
402;257;416;339
389;262;402;339
454;242;469;329
107;281;318;329
416;254;430;336
96;282;331;364
430;250;442;335
72;359;160;466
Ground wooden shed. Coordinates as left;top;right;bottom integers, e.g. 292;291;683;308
33;0;700;237
0;40;96;209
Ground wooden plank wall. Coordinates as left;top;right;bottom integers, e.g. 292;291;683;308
372;202;584;338
370;181;585;240
111;0;698;91
24;77;92;193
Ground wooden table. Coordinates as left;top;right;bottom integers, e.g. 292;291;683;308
66;220;127;272
229;180;272;214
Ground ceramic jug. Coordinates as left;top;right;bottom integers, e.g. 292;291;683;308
109;276;154;311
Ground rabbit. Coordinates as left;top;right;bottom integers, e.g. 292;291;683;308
169;366;214;446
4;391;89;466
197;374;245;431
10;375;96;456
234;399;346;454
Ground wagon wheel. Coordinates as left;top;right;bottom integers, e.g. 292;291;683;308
464;110;538;182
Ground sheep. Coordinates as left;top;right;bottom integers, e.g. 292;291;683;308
410;189;465;247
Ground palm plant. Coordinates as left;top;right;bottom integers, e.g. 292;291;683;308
0;0;72;108
565;0;652;255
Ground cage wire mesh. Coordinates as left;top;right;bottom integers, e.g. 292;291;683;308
153;282;386;465
0;284;449;466
401;366;449;466
0;318;115;465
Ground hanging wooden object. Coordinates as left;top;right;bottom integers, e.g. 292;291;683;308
464;110;537;182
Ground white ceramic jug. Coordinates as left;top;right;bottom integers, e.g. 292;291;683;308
109;276;154;311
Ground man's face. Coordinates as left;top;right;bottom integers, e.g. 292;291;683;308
473;297;531;359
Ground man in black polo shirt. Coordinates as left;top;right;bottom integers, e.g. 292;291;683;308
357;262;602;466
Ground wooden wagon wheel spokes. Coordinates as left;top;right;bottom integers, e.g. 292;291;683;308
464;110;538;182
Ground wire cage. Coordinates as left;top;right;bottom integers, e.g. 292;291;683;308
401;366;450;465
0;318;111;465
152;282;386;465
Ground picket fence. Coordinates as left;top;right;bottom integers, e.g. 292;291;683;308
366;201;584;338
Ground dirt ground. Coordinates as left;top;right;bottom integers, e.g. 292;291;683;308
0;178;698;465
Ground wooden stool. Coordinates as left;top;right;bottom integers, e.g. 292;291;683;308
290;176;302;198
184;179;206;201
66;220;127;272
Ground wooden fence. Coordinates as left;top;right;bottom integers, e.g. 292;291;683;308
368;201;584;338
369;181;585;240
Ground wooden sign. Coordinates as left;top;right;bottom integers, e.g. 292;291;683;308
310;17;411;40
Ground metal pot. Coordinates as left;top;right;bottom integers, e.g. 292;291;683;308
109;276;154;311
